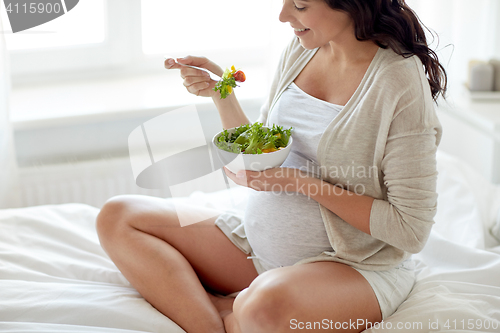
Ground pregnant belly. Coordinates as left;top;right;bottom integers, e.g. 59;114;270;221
244;190;333;269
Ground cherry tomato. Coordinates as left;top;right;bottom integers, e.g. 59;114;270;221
233;70;246;82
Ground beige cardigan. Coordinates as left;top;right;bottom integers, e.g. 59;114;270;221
257;38;442;271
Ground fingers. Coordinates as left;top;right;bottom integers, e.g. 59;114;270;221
164;58;181;69
165;57;212;84
164;57;209;75
177;55;223;77
165;57;215;97
180;68;212;82
223;167;263;183
185;80;211;96
181;70;213;96
222;167;302;193
223;167;261;190
223;167;247;186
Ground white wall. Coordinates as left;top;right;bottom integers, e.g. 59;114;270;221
407;0;500;92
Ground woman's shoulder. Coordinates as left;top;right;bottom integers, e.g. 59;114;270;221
369;47;431;101
375;47;426;81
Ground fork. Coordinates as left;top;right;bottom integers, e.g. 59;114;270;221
164;56;222;81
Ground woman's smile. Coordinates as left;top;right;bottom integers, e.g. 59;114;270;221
293;27;310;36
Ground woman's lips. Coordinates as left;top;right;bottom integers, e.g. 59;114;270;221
294;28;310;36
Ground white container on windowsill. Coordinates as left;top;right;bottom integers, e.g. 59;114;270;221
469;62;494;91
465;60;500;101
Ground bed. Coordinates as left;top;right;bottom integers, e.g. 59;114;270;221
1;150;499;333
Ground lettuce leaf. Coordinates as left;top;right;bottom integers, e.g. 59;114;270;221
215;122;292;154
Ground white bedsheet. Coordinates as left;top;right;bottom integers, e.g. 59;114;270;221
0;204;185;333
365;151;500;332
0;151;499;332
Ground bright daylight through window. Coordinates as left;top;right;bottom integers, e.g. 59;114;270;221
141;0;274;55
0;0;105;50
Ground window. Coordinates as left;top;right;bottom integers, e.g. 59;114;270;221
1;0;105;50
141;0;274;55
407;0;500;90
1;0;112;82
3;0;292;87
5;0;498;94
140;0;291;86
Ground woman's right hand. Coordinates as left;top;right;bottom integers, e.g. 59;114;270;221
164;56;223;98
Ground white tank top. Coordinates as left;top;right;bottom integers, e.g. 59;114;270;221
244;82;343;271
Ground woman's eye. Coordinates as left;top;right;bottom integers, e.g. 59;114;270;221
293;3;306;11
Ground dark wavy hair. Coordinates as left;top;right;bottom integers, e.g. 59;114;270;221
325;0;447;101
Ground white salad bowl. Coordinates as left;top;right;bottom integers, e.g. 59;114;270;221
212;126;293;174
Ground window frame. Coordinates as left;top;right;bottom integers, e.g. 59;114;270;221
9;0;144;85
8;0;500;89
8;0;290;87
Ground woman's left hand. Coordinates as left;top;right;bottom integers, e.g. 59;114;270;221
223;167;310;193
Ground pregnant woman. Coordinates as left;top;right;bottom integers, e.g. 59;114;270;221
96;0;447;332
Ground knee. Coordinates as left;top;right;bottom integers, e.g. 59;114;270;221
95;195;135;244
233;270;294;332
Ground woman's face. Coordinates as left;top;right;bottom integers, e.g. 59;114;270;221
279;0;354;50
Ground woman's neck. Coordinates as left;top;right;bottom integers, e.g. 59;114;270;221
322;39;379;65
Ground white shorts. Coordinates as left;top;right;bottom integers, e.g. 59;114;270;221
215;212;415;320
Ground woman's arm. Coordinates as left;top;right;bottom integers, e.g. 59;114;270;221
165;56;250;129
212;92;250;129
296;176;374;235
224;167;374;235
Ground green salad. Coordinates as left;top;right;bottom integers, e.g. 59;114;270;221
215;122;292;154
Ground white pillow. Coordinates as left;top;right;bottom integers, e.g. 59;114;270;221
435;150;500;249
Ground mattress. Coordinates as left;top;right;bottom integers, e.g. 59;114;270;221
0;151;499;332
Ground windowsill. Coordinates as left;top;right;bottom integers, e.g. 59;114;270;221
11;67;269;131
439;85;500;138
10;68;269;167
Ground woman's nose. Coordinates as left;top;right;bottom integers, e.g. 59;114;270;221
279;2;291;23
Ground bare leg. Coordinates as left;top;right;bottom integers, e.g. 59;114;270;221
230;262;382;333
207;292;242;333
223;312;243;333
96;195;259;333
